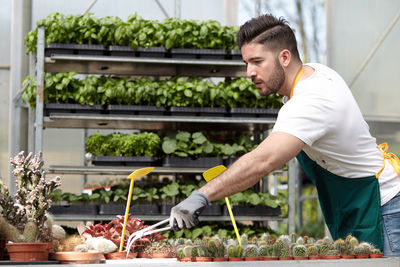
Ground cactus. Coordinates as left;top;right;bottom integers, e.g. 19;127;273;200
278;235;291;246
354;245;366;255
243;245;258;258
290;232;298;244
228;244;243;258
341;241;354;255
307;237;315;244
307;245;319;256
280;247;291;257
322;236;332;244
319;243;331;256
349;236;359;248
359;242;372;254
258;245;271;257
191;246;199;257
259;233;269;243
333;238;345;254
206;238;225;258
176;247;185;258
196;246;209;257
326;249;340;256
296;236;305;245
371;248;381;254
293;244;307;257
240;234;248;248
183;246;193;257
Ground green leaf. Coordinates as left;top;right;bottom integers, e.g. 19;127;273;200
162;139;177;154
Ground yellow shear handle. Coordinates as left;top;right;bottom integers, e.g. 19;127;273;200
376;143;400;178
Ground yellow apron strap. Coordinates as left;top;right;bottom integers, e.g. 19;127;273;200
376;143;400;178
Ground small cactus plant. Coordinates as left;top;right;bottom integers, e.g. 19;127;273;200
293;244;307;257
306;245;319;257
319;243;332;256
333;238;345;254
228;244;243;258
243;245;258;258
326;249;340;256
258;245;272;257
296;236;305;245
240;234;248;248
280;247;291;257
196;246;209;257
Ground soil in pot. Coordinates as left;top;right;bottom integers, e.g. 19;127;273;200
104;251;137;259
370;253;383;258
6;242;49;262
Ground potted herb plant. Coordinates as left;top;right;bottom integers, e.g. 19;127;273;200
0;152;61;261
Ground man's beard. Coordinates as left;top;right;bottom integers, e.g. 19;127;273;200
258;57;285;96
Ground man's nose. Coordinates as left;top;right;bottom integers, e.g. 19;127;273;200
246;65;256;79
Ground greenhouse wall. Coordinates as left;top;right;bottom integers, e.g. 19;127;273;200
326;0;400;153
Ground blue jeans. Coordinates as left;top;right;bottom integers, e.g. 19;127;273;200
382;191;400;257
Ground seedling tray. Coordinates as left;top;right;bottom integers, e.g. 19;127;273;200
49;204;98;215
230;49;242;60
107;105;167;115
92;156;158;166
108;45;137;57
162;157;223;168
136;47;169;58
99;204;160;215
44;103;105;116
169;106;228;117
201;204;222;216
223;205;281;216
45;43;106;56
229;108;279;118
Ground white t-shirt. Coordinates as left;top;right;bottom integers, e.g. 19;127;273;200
272;63;400;205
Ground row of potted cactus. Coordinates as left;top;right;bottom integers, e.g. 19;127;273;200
159;232;384;262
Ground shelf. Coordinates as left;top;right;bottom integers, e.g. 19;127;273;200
44;54;246;77
53;214;287;222
43;113;276;131
46;165;212;175
46;165;288;176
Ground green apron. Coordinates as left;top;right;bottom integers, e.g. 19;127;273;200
296;151;384;250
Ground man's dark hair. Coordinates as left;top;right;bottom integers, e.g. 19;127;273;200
237;14;301;61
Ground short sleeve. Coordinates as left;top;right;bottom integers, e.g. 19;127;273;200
272;93;334;146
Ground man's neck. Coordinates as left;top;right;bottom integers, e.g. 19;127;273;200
280;62;304;97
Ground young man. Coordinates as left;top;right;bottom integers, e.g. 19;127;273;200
169;14;400;256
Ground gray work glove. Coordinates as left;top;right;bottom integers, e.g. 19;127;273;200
169;190;210;231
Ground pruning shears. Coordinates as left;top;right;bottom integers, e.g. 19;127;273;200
125;218;170;257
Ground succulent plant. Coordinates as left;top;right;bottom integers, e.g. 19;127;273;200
176;246;185;258
290;232;298;244
371;248;382;254
349;236;359;248
243;245;258;258
258;245;271;257
333;238;345;254
207;238;225;258
196;245;209;257
326;249;340;256
278;235;291;246
144;241;175;257
306;245;319;256
296;236;305;245
280;247;291;257
319;243;332;256
322;236;332;244
307;236;315;244
0;152;61;243
293;244;307;257
341;241;354;255
359;242;372;254
183;245;193;257
228;244;243;258
240;234;248;248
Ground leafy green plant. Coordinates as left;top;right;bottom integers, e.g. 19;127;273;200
159;182;180;204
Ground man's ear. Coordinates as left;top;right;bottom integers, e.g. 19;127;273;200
278;49;291;68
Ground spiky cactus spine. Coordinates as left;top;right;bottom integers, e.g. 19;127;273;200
258;245;271;257
280;247;291;257
326;249;340;256
293;244;307;257
319;243;331;256
290;232;298;244
296;236;305;245
307;245;319;256
333;238;345;254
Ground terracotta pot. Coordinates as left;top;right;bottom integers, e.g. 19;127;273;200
244;257;259;261
213;257;228;261
6;242;49;262
293;256;309;260
195;256;212;262
137;251;150;258
322;255;341;259
369;253;383;258
229;257;243;261
259;256;279;261
104;251;137;259
54;251;102;264
309;255;322;260
279;256;293;260
179;256;193;262
152;252;174;258
355;254;369;259
341;254;355;259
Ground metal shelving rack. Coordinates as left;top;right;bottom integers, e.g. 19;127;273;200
34;26;298;233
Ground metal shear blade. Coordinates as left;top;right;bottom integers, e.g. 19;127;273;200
125;218;170;257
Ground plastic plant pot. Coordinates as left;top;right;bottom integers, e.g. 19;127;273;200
341;254;355;259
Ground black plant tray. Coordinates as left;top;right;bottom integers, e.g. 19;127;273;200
0;261;59;265
107;105;167;115
224;156;238;166
136;47;169;58
92;156;158;166
162;156;223;168
229;49;242;60
229;107;279;118
49;204;98;215
160;204;174;215
45;43;107;56
169;106;228;117
99;204;160;215
196;49;228;60
202;204;222;216
44;103;106;116
108;45;137;57
223;205;281;216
